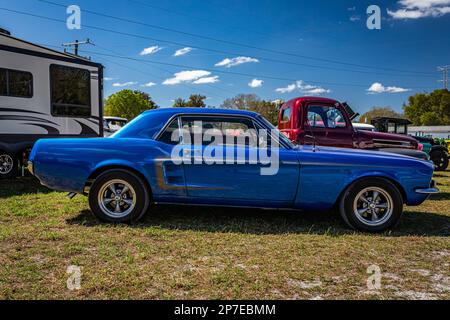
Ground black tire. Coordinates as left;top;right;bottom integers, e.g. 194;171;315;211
88;169;150;223
430;151;449;171
0;150;17;179
339;178;403;233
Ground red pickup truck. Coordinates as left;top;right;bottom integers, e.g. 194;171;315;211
278;97;428;159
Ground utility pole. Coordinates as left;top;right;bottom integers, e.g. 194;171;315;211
62;38;94;56
437;65;449;90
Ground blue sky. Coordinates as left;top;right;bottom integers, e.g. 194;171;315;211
1;0;449;113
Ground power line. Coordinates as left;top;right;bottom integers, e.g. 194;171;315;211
79;49;437;90
34;1;436;77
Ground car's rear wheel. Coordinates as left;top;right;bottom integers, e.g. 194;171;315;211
0;151;17;179
88;170;150;223
339;178;403;233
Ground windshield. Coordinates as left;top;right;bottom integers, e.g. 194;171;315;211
256;115;295;149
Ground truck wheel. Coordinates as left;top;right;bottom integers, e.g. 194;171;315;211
0;151;17;179
430;151;449;171
339;178;403;233
88;169;150;223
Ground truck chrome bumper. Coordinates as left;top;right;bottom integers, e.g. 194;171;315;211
415;180;439;194
415;187;439;194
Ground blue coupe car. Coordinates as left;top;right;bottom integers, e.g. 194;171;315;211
28;108;438;232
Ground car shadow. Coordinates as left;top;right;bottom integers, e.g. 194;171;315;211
0;176;52;198
67;205;450;237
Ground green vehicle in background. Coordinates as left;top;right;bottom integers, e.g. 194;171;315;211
371;117;449;171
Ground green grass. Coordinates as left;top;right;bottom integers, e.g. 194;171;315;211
0;172;449;300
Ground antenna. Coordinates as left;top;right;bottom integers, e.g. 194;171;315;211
305;113;317;152
62;38;94;56
437;65;449;90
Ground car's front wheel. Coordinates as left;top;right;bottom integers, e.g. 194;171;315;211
339;178;403;233
88;169;150;223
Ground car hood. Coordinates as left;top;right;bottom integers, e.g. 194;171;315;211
298;144;430;163
358;130;417;143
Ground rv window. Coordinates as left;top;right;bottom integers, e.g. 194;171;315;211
50;64;91;117
9;70;33;98
0;69;6;95
0;68;33;98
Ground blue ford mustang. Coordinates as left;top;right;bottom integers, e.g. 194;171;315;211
28;108;438;232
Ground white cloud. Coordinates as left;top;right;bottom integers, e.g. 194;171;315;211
276;81;330;95
276;83;297;94
139;45;163;56
248;78;263;88
388;0;450;19
192;76;219;84
215;56;259;68
112;81;137;87
173;47;193;57
348;6;356;11
350;15;361;21
367;82;411;94
141;82;156;87
104;77;116;81
163;70;219;85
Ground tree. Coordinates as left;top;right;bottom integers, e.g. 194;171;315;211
221;94;279;125
358;106;402;124
172;98;187;108
221;93;259;110
172;94;207;108
403;89;450;125
104;90;157;120
187;94;207;108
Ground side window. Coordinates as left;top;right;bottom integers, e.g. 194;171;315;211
281;107;291;122
181;116;258;147
50;64;91;117
307;105;347;129
0;69;6;95
0;68;33;98
158;118;180;145
397;124;406;134
307;106;325;128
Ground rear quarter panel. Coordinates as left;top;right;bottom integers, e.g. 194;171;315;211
30;138;169;193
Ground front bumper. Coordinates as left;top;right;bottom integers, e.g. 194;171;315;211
415;180;439;194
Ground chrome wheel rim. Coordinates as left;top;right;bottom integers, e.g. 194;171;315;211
353;187;393;227
0;154;13;175
98;179;136;218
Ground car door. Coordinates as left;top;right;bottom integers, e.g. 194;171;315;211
304;104;354;148
180;115;299;205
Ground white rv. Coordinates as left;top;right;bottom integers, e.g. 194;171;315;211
0;31;103;178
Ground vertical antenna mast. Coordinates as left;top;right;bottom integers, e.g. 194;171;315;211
437;65;449;90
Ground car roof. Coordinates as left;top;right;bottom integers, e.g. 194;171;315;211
143;107;259;117
285;96;340;106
